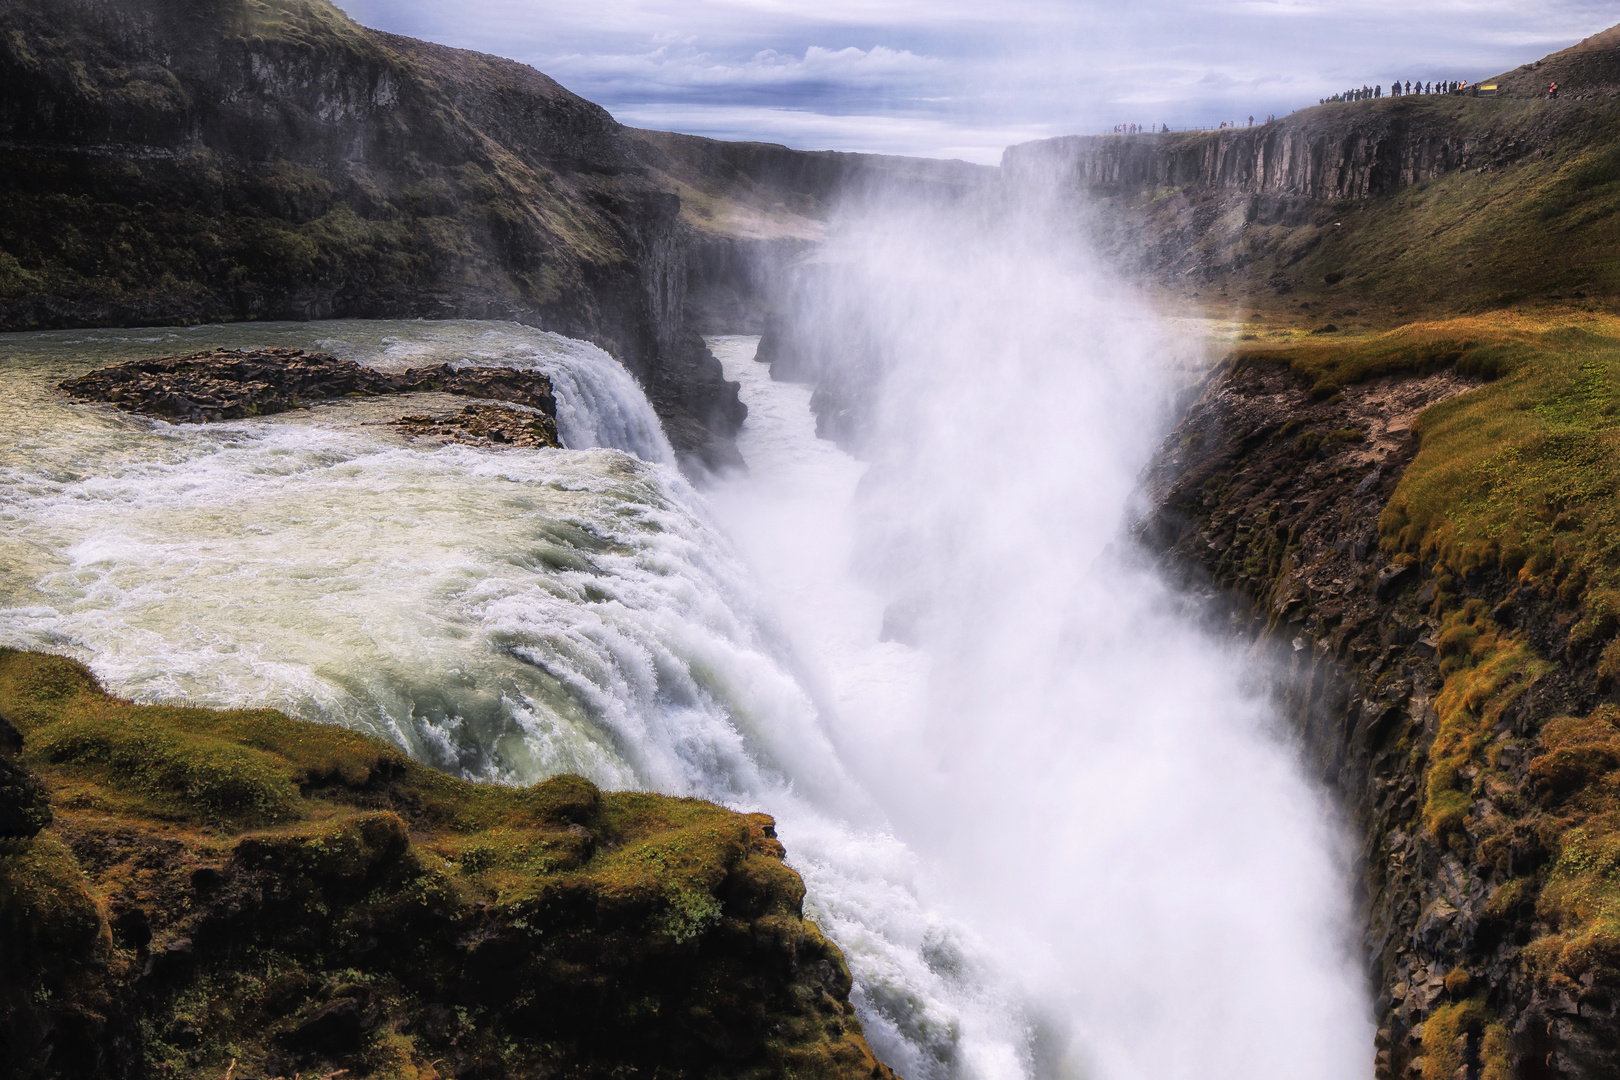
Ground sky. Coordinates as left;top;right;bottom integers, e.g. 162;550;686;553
332;0;1618;163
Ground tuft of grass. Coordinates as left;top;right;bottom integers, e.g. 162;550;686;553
1421;996;1492;1080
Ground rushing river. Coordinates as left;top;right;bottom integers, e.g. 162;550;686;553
1;209;1371;1080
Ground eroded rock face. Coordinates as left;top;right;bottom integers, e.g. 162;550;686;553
59;348;559;437
0;0;745;471
1138;358;1620;1079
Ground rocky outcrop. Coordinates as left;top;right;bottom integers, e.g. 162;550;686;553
0;648;895;1080
392;403;560;449
0;714;51;841
1137;352;1620;1079
59;348;560;435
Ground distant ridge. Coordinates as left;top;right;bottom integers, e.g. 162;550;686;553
1487;21;1620;97
1000;21;1620;328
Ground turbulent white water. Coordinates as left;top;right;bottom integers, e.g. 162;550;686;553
1;234;1370;1079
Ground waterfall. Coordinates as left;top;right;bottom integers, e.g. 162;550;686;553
0;247;1368;1079
312;320;676;463
705;188;1372;1079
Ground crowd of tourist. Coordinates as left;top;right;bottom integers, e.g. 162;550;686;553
1320;79;1473;104
1106;72;1560;137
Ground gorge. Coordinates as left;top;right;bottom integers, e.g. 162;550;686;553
7;3;1620;1080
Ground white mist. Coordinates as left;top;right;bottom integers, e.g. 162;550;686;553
707;191;1372;1080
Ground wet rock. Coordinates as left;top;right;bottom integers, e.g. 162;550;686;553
60;349;559;433
1376;562;1416;598
391;403;560;449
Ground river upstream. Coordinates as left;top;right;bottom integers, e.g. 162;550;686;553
1;211;1373;1079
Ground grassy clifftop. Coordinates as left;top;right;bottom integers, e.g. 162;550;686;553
0;648;890;1080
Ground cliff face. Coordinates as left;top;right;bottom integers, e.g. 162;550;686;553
628;129;994;338
0;0;997;473
1004;22;1620;205
1138;316;1620;1080
1005;113;1479;204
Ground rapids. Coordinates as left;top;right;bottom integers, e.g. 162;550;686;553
0;302;1370;1078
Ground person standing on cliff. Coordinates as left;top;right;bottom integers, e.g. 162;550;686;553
1549;81;1559;99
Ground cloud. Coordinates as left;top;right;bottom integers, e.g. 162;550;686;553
609;102;1053;163
331;0;1618;158
552;43;942;102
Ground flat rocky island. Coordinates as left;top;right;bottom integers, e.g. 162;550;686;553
60;348;562;448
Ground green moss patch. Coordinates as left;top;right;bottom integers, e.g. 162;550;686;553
0;648;893;1080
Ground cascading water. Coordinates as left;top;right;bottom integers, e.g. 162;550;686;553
1;201;1370;1080
704;191;1374;1078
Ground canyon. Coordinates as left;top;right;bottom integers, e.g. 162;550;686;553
7;2;1620;1078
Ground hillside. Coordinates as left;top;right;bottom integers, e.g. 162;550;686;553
1003;27;1620;334
0;648;892;1080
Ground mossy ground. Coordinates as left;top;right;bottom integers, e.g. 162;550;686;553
0;648;890;1080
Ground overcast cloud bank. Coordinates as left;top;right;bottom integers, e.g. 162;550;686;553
334;2;1616;172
